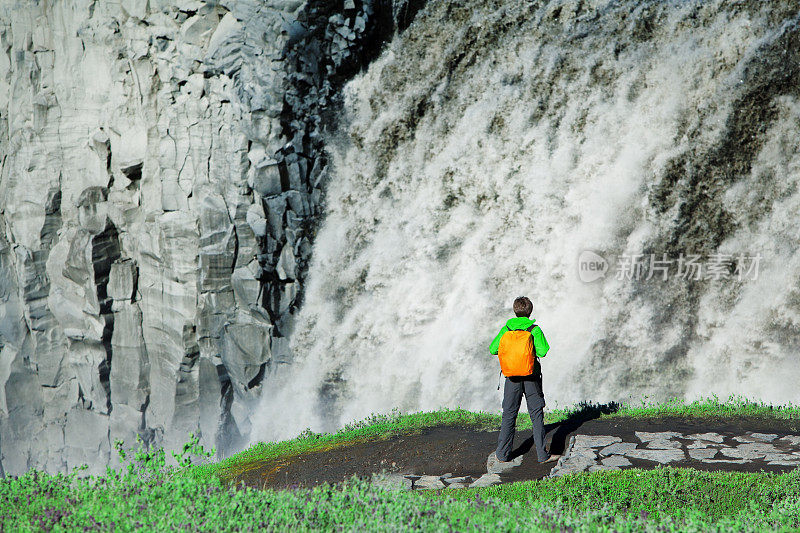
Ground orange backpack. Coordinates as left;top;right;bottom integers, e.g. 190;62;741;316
497;324;538;377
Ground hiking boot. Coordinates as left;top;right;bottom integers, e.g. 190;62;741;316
487;451;523;474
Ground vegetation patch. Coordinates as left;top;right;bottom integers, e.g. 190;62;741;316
192;395;800;485
3;464;800;531
4;396;800;531
424;467;800;522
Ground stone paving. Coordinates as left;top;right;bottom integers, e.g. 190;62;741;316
372;471;498;490
372;430;800;490
548;431;800;477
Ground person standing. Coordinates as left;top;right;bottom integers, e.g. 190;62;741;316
489;296;559;465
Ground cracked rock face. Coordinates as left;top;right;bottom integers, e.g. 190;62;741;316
0;0;410;475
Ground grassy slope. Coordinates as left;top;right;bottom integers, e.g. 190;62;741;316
4;396;800;531
4;460;800;531
191;395;800;484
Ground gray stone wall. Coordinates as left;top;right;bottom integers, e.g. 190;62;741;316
0;0;410;475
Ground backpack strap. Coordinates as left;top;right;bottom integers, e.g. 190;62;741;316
507;324;537;332
527;324;538;359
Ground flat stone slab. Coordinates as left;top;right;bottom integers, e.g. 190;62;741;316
415;475;446;490
768;460;800;466
445;482;470;489
719;443;780;459
719;448;766;460
777;435;800;446
599;442;638;457
626;448;685;463
646;439;683;449
687;440;723;449
688;448;719;460
444;476;472;484
741;442;781;452
570;447;599;460
487;452;523;474
560;455;598;470
469;473;501;488
549;465;591;478
573;435;622;448
589;464;620;472
635;431;683;442
548;455;597;478
601;455;632;467
763;453;798;462
687;432;725;443
733;433;779;443
704;458;748;464
372;474;413;491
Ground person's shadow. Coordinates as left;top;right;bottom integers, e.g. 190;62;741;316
508;401;621;460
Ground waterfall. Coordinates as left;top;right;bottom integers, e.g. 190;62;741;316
252;0;800;442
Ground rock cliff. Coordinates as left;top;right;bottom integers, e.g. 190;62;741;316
0;0;417;475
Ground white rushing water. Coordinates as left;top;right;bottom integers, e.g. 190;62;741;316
252;0;800;442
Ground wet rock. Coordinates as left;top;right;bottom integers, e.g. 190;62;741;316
246;203;268;237
206;12;241;59
0;0;361;474
181;12;220;47
108;259;138;302
276;243;297;280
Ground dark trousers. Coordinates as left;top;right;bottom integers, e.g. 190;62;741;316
496;373;550;462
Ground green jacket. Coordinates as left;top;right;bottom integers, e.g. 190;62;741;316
489;317;550;357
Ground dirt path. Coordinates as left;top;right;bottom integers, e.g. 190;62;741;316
232;416;800;490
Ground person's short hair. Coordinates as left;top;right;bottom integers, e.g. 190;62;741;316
513;296;533;317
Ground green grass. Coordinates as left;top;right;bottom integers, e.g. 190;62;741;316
3;466;800;531
190;394;800;485
4;396;800;531
424;467;800;522
596;394;800;421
